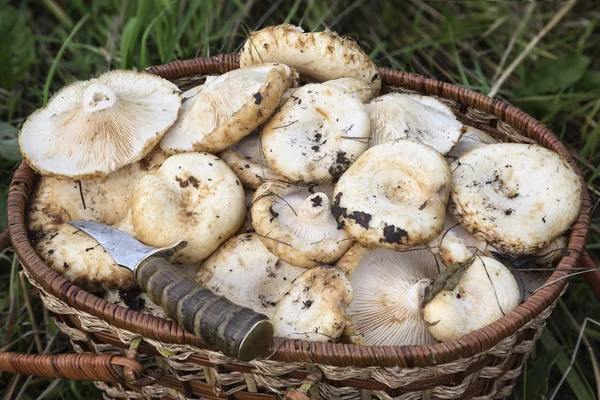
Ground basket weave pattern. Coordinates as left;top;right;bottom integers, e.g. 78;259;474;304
7;54;591;400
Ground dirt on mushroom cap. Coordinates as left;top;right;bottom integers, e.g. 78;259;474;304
333;139;452;249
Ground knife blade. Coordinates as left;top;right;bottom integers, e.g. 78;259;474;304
68;220;273;361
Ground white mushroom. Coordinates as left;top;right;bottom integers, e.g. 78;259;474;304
262;83;371;184
322;78;374;102
423;255;520;342
427;215;489;266
251;182;352;268
19;70;181;178
35;223;134;291
219;132;281;190
131;152;245;263
366;93;465;154
28;161;147;237
450;143;582;254
338;244;440;346
447;126;498;159
240;24;381;94
160;64;297;154
333;140;452;249
195;233;304;317
272;266;352;342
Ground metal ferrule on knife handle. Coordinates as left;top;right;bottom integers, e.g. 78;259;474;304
136;256;274;361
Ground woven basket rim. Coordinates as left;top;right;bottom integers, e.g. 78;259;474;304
8;54;591;368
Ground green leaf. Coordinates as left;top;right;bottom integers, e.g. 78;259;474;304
520;53;591;95
0;6;36;88
525;349;560;400
0;121;21;162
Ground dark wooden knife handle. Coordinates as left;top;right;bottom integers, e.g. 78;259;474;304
136;257;273;361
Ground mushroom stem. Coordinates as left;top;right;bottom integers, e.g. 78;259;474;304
409;279;433;313
298;192;330;219
83;83;117;113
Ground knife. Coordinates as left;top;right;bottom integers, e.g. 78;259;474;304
67;220;273;361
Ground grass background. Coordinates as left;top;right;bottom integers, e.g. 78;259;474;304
1;0;599;399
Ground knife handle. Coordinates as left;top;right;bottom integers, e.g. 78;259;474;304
136;256;273;361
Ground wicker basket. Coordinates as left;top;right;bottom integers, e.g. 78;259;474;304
2;54;594;400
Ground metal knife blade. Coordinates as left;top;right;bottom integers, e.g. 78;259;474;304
68;220;187;271
66;220;273;361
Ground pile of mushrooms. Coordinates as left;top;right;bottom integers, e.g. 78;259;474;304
19;24;582;348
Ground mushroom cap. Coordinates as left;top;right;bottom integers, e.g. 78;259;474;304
131;152;245;263
251;182;352;268
219;132;281;190
447;126;498;159
423;256;520;342
533;235;568;265
366;93;465;154
240;24;381;93
450;143;582;254
261;83;371;184
333;140;452;249
195;233;304;318
340;244;440;346
35;223;134;291
160;64;297;154
27;161;147;237
19;70;181;179
272;266;353;342
427;215;489;266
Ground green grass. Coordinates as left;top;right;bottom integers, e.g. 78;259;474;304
1;0;599;399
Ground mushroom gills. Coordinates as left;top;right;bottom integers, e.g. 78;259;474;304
19;70;181;178
366;93;465;155
340;245;440;346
